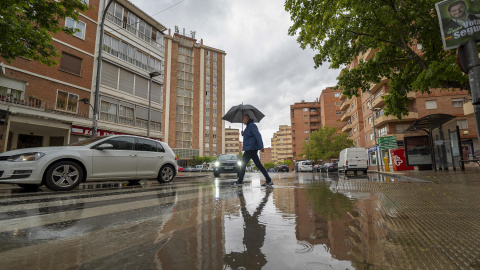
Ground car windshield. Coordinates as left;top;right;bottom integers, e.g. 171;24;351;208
218;154;238;160
303;162;311;165
68;136;109;146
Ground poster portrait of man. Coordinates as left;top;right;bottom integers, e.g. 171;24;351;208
436;0;480;49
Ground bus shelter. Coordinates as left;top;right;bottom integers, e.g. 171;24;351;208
404;114;463;171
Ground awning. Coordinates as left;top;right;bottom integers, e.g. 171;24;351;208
405;114;456;133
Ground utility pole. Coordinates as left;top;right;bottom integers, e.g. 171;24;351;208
370;91;380;171
464;40;480;145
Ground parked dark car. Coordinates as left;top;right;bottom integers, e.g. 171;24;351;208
323;163;338;172
213;154;241;177
314;164;323;172
274;164;289;172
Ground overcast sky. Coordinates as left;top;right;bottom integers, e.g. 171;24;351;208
135;0;341;147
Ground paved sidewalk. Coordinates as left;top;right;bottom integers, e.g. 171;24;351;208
369;166;480;184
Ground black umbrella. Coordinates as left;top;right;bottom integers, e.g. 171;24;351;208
222;104;265;123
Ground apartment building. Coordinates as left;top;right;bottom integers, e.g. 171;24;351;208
290;100;321;160
260;147;273;164
93;0;166;142
163;30;226;160
340;50;478;165
319;87;344;131
225;127;240;155
271;125;293;163
0;0;101;152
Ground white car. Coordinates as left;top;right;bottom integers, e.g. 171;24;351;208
0;135;178;191
297;161;313;172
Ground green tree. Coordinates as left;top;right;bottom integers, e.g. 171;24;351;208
193;156;215;166
276;160;292;166
285;0;469;118
264;162;275;170
0;0;89;66
300;127;353;161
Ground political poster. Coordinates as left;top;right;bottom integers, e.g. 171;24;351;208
436;0;480;50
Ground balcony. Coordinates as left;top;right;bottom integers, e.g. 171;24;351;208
0;95;90;118
342;123;353;133
374;111;418;126
369;77;389;95
372;93;387;108
407;92;416;99
340;98;352;110
341;110;353;122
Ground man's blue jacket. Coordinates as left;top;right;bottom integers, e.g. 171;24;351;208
242;119;264;151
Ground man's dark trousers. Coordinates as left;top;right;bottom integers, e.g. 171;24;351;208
238;150;271;183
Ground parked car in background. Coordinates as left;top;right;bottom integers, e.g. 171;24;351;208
323;163;338;172
314;164;323;172
274;164;289;172
213;154;242;177
338;148;368;174
296;161;313;172
178;166;185;172
0;135;178;191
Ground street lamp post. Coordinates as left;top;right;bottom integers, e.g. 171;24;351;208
147;71;162;138
370;92;380;171
92;0;114;137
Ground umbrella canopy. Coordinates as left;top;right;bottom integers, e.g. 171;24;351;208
222;104;265;123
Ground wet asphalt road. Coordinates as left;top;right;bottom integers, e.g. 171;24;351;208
0;172;479;270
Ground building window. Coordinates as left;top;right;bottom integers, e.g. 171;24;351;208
303;108;308;112
378;127;387;137
334;93;341;97
100;100;118;122
59;52;82;76
119;105;134;126
336;111;342;115
396;124;410;133
65;17;86;39
335;102;341;106
457;119;468;129
425;100;437;110
370;133;374;141
304;130;309;133
56;90;79;113
452;98;463;108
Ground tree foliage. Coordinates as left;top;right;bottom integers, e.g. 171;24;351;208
277;159;292;166
193;156;216;166
285;0;469;118
264;162;275;170
0;0;89;66
300;127;353;161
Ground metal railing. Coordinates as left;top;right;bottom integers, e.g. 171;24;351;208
0;95;90;118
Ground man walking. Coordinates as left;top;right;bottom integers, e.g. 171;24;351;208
232;114;273;187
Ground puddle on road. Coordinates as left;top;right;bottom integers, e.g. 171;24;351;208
2;172;477;269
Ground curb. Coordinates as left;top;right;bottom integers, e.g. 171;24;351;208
367;170;431;183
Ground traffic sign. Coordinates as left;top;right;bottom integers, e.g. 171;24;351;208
378;135;398;150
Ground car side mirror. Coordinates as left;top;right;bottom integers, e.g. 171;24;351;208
97;143;113;150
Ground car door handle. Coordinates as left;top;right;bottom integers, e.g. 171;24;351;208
130;154;137;157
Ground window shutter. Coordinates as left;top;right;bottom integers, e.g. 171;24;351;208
119;69;134;94
0;76;26;91
135;75;148;99
100;61;118;89
136;106;148;120
151;82;162;103
60;53;82;76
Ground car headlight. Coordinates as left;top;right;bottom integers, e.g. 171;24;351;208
215;161;220;167
7;152;45;162
237;161;242;166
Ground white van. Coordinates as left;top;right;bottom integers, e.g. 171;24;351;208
338;148;368;174
296;161;313;172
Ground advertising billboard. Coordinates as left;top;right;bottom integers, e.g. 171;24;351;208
436;0;480;50
404;136;433;166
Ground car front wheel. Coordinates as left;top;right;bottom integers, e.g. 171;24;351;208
44;161;84;191
157;165;175;183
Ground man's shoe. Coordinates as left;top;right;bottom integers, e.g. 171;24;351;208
261;181;273;187
231;181;243;187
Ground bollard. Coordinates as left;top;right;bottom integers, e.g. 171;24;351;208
384;156;389;171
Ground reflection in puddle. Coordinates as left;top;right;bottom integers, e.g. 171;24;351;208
3;172;472;269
